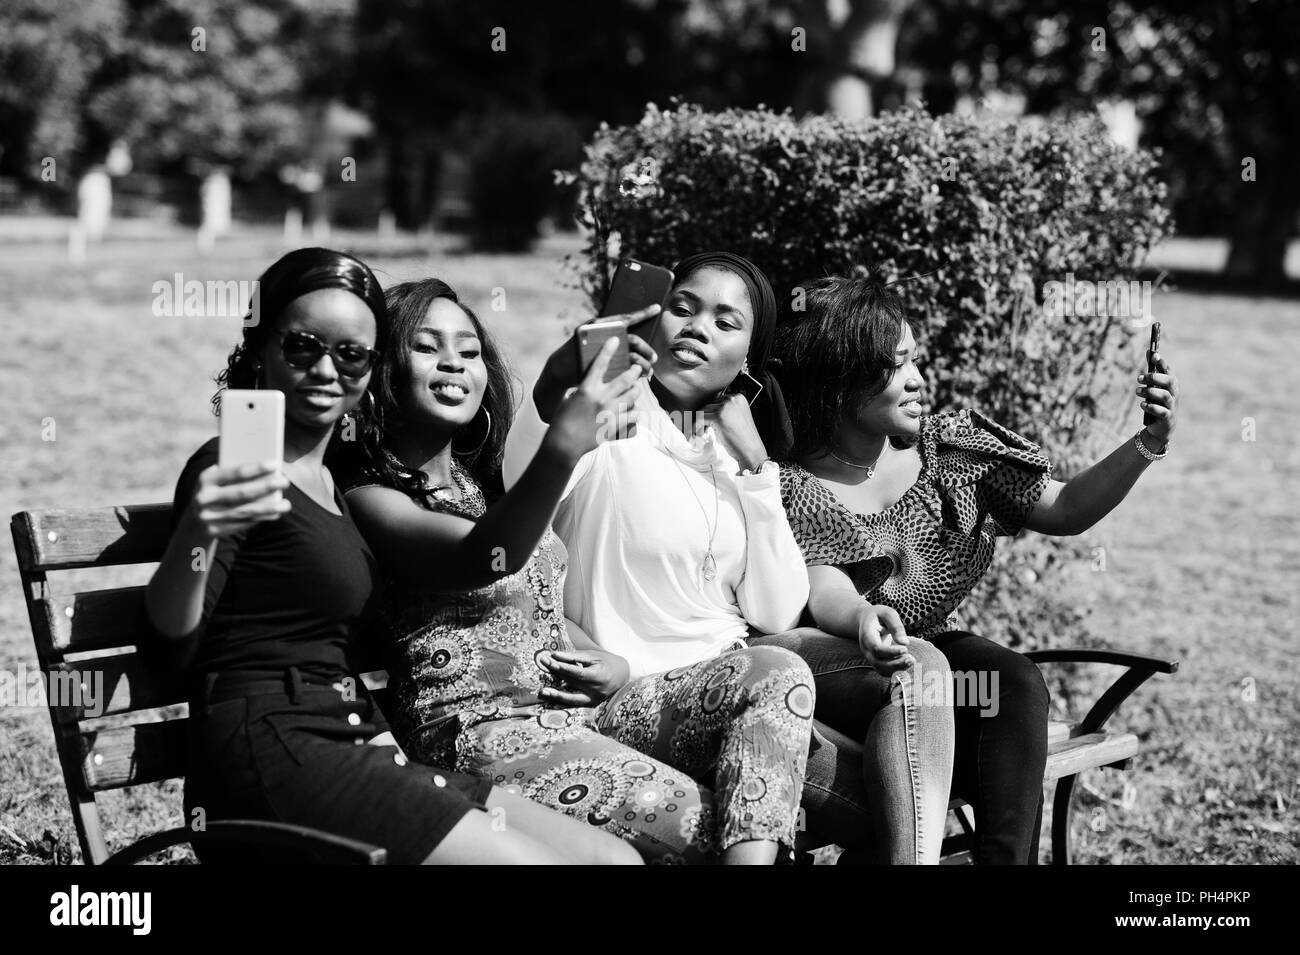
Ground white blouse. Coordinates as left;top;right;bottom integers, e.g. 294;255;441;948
502;377;810;680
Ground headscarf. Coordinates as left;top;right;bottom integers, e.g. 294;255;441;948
671;251;794;458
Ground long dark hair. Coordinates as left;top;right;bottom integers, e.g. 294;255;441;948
774;274;916;459
354;278;515;499
211;247;389;424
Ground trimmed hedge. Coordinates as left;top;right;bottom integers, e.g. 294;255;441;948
573;103;1172;650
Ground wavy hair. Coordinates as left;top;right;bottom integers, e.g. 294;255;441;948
773;274;916;459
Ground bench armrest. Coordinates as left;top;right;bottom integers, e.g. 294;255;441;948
1024;646;1179;736
103;820;387;865
1023;648;1179;673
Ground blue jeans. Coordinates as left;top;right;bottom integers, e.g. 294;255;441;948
748;628;955;864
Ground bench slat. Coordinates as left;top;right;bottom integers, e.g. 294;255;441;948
1046;720;1079;745
13;505;172;573
79;718;188;791
39;586;153;654
1045;731;1138;782
48;655;188;723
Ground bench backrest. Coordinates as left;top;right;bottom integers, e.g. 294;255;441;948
11;504;183;864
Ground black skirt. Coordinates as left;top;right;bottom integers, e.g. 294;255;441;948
184;668;493;865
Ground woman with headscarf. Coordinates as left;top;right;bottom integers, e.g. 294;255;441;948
503;252;955;863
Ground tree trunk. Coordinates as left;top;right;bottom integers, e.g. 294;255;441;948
824;0;915;120
1224;130;1299;286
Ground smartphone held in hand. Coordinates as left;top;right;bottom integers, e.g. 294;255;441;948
219;389;285;501
600;258;675;332
1144;322;1161;427
575;319;631;383
575;258;676;384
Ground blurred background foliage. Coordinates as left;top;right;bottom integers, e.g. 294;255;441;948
1;0;1295;278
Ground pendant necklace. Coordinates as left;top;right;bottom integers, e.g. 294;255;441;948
828;444;886;479
670;456;720;584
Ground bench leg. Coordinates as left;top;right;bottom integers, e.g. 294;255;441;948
1050;774;1079;866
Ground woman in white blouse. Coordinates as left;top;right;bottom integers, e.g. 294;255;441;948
504;252;955;863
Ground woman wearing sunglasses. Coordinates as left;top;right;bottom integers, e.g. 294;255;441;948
144;247;639;865
503;252;955;863
340;277;812;863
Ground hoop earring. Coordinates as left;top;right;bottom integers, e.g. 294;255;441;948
454;409;491;457
349;390;376;420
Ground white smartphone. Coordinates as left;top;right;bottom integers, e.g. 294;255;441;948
219;390;285;502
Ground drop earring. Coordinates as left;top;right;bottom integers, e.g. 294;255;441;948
734;361;764;406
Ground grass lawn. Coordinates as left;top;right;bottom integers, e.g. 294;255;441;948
1;228;1296;863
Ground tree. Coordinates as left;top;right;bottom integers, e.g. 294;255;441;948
0;0;128;180
85;0;358;179
900;0;1300;286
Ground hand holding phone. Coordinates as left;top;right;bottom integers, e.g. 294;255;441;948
549;335;645;459
572;258;676;385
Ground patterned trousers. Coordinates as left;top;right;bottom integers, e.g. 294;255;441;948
447;645;815;862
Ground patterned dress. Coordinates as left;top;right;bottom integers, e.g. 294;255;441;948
372;461;814;862
779;409;1053;638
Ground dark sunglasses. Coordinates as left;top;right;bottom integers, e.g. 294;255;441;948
277;330;379;378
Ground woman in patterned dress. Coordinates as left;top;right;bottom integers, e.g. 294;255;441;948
503;252;956;864
340;278;815;864
772;274;1181;864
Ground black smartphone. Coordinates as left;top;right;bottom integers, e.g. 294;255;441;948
1144;322;1161;426
600;258;675;343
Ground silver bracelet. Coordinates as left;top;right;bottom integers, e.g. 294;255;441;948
1133;429;1168;462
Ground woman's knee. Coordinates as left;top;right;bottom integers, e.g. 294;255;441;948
720;646;817;730
907;638;951;679
938;631;1049;718
996;649;1050;717
739;646;816;693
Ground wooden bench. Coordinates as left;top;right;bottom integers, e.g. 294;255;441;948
11;503;1177;865
11;504;386;865
938;647;1178;864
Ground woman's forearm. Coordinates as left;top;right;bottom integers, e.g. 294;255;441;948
445;433;579;588
144;509;217;639
806;569;867;639
1033;430;1160;535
